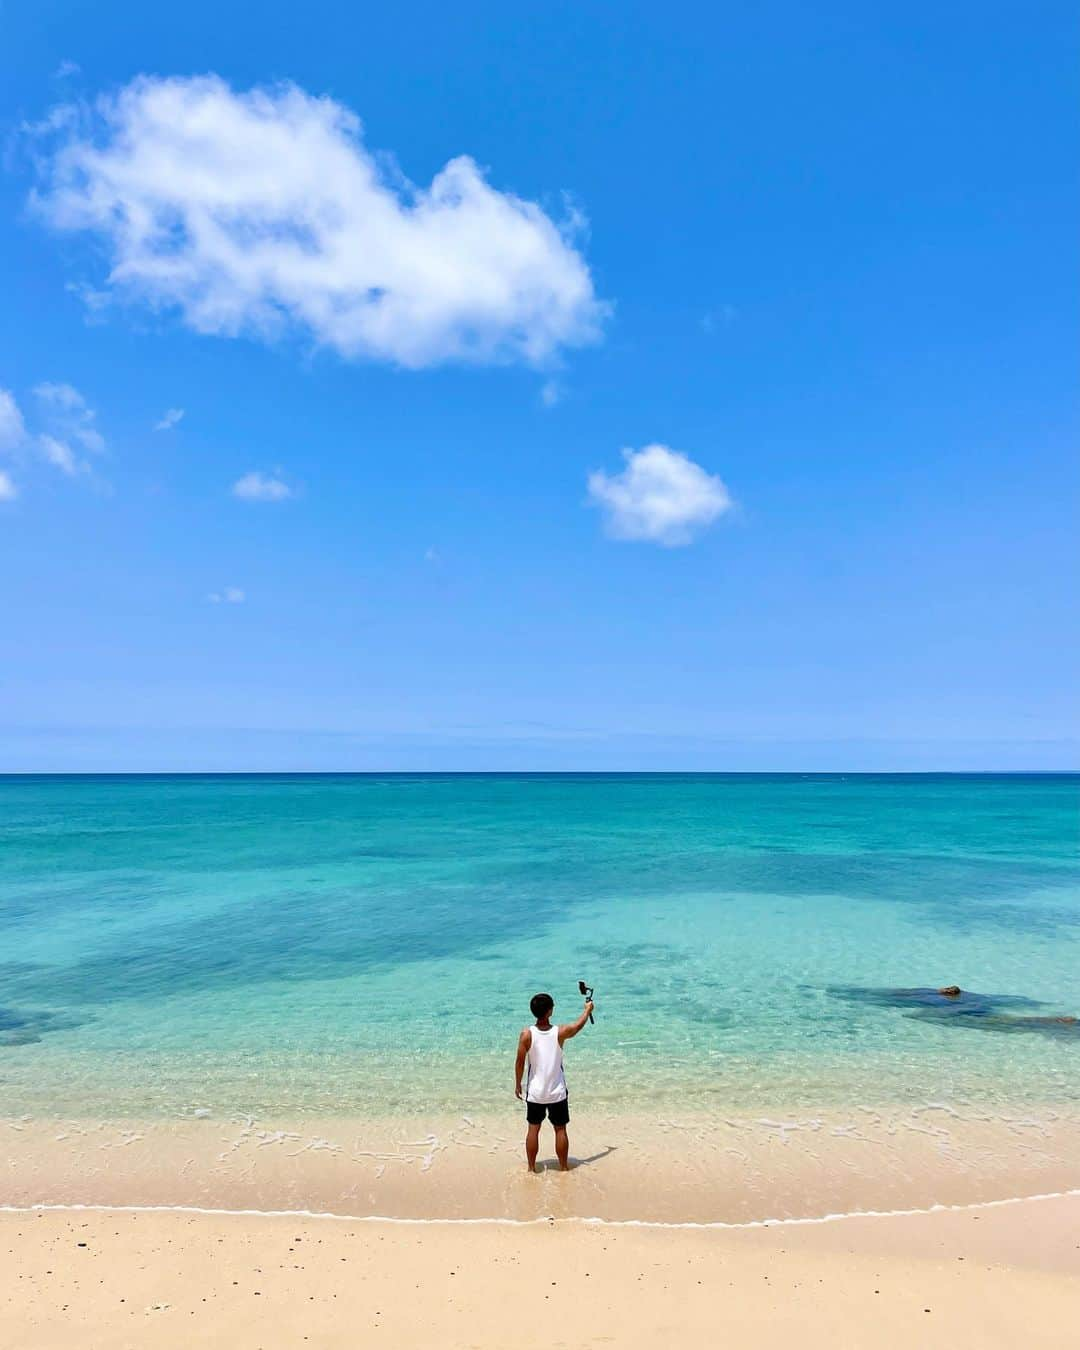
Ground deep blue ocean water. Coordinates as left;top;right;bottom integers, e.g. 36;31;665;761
1;773;1077;1119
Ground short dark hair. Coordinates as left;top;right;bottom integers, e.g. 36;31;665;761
530;992;554;1018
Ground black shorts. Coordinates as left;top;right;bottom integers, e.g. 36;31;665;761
526;1096;569;1126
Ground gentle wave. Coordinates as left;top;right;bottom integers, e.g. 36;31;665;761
4;1186;1079;1231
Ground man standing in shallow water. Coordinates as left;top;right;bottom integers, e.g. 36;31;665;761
514;991;594;1172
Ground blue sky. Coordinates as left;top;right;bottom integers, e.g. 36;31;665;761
1;1;1076;771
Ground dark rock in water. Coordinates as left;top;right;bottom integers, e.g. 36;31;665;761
826;985;1040;1015
825;986;1078;1039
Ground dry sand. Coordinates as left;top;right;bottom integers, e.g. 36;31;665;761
3;1194;1078;1349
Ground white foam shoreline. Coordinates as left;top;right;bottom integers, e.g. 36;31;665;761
4;1185;1079;1231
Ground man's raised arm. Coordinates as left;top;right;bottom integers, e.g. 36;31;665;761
558;1001;595;1043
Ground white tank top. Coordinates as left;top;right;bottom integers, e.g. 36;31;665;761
525;1025;567;1104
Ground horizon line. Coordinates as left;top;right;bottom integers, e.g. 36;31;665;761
1;768;1077;778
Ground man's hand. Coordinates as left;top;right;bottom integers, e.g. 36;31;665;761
515;1082;523;1100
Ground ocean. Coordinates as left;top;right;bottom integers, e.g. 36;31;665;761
3;772;1078;1128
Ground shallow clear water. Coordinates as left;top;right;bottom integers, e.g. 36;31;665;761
1;773;1078;1120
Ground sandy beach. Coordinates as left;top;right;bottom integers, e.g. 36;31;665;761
4;1193;1078;1349
5;1110;1079;1347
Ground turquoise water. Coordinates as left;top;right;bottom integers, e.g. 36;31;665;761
1;773;1078;1120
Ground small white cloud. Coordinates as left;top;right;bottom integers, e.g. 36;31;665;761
54;60;81;79
34;381;83;411
33;381;105;453
65;280;111;315
154;407;184;432
701;304;738;334
232;470;292;502
424;546;441;563
32;75;606;370
540;380;562;408
0;469;17;500
38;434;81;475
208;586;245;603
1;384;104;482
587;443;733;546
0;389;27;450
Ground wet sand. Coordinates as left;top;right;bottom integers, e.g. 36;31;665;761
5;1107;1080;1224
3;1194;1078;1348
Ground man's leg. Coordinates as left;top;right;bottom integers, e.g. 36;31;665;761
553;1125;569;1171
525;1122;541;1172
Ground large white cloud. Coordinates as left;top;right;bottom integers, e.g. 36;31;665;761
587;444;733;546
32;76;606;369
